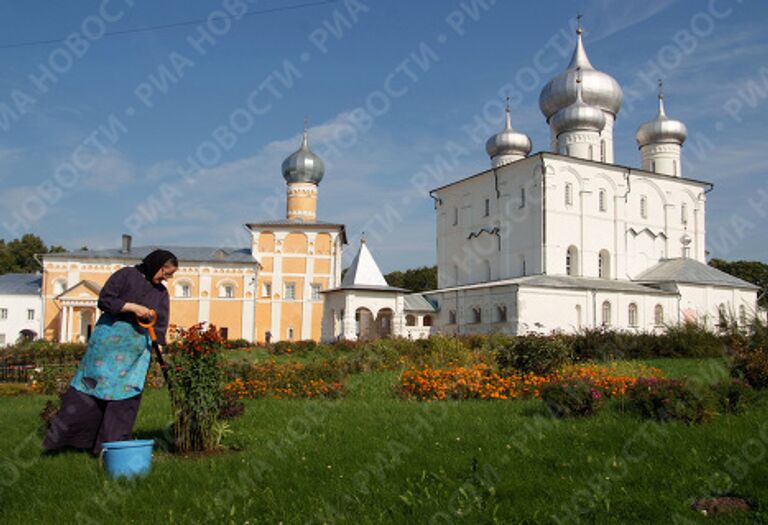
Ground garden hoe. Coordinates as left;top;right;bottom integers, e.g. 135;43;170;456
138;310;172;394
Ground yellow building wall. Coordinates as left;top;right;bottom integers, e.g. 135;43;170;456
284;232;307;253
316;233;331;254
281;302;303;340
260;256;274;273
169;300;199;332
283;257;306;274
209;301;243;339
259;232;275;252
314;258;331;274
255;301;272;342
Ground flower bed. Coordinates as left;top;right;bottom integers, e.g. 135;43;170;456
224;361;347;399
398;363;663;401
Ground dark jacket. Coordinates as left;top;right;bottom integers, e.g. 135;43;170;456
97;266;171;344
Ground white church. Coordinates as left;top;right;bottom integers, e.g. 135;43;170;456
323;22;758;340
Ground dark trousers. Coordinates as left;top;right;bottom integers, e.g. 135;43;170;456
42;386;143;456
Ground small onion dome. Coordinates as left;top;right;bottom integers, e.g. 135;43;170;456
281;126;325;184
539;25;623;121
636;93;688;148
549;69;606;136
485;103;532;159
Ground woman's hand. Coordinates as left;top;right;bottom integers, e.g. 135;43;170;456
122;302;153;321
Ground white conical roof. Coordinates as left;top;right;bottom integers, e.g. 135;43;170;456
342;240;388;287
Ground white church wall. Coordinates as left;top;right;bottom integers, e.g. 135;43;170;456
435;157;544;289
677;284;758;329
516;287;677;334
426;284;519;337
541;156;708;280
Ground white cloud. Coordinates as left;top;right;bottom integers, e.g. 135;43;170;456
79;149;136;194
587;0;682;41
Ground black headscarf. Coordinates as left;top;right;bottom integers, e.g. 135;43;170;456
136;249;178;282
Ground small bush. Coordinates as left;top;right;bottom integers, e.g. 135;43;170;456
0;383;34;396
29;365;75;395
541;379;605;418
496;334;571;375
625;378;714;424
710;379;755;414
730;349;768;389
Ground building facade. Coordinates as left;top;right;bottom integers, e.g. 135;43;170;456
0;273;43;346
40;128;346;344
424;23;758;335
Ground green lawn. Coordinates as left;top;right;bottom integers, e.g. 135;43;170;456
1;358;767;524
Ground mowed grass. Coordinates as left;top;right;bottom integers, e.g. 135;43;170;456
1;358;767;524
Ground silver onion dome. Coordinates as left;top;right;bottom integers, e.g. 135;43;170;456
539;25;623;121
549;69;606;136
281;126;325;184
485;102;532;159
636;89;688;147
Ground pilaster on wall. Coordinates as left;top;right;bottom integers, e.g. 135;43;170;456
270;231;287;340
301;232;317;339
198;271;211;324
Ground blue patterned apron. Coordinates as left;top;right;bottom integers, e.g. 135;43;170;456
70;313;151;400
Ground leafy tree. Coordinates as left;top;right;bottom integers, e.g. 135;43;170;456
0;234;67;274
385;265;437;292
709;258;768;307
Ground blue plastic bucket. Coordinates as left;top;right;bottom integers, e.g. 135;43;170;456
101;439;154;479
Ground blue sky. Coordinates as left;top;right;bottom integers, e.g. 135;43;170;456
0;0;767;272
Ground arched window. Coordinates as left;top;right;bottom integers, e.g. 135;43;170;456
496;305;507;323
218;282;235;298
654;304;664;326
640;196;648;219
673;160;678;176
599;189;607;212
452;207;459;226
601;301;611;326
423;315;433;327
448;310;457;324
520;187;526;208
598;250;611;279
575;305;582;328
405;314;416;327
521;255;526;276
628;303;638;327
565;183;573;206
588;144;594;160
739;305;747;326
600;140;606;162
681;203;688;225
175;281;192;298
287;327;295;340
651;160;656;172
472;307;482;324
53;279;67;296
484;260;491;281
718;303;727;326
566;245;579;276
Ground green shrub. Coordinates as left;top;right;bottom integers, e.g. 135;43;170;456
730;349;768;389
540;380;604;418
29;365;75;396
625;378;714;424
496;334;571;375
166;324;226;452
568;323;724;361
710;379;756;414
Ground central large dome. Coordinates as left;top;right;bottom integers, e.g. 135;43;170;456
539;28;623;121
